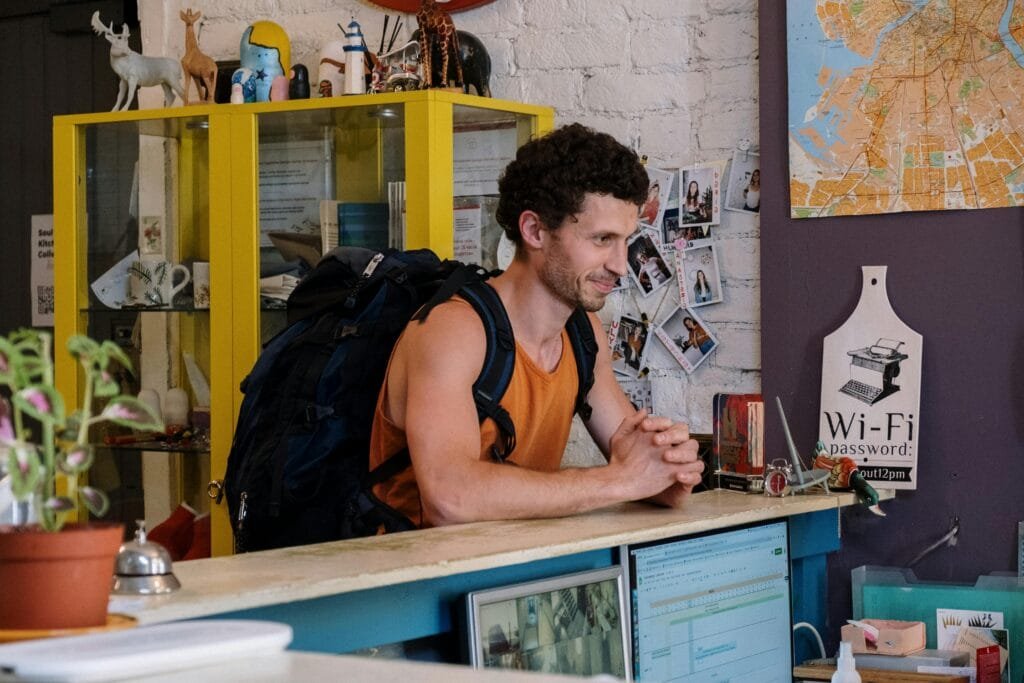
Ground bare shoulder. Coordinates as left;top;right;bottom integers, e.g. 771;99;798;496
394;298;489;387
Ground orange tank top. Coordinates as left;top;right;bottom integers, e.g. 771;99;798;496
368;300;580;528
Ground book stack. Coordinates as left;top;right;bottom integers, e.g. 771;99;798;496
712;393;764;492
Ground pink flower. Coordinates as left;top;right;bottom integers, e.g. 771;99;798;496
103;403;140;420
22;388;50;415
65;447;88;468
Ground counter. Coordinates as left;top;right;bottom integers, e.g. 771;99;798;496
108;489;889;656
112;489;871;624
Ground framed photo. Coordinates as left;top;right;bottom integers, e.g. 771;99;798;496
611;315;649;378
725;149;761;214
638;166;675;229
654;305;719;373
678;165;720;229
626;232;673;297
675;243;723;308
466;567;630;679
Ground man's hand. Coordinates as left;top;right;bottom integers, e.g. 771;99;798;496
638;415;704;506
607;410;698;501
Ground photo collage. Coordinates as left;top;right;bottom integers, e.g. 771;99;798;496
611;149;756;382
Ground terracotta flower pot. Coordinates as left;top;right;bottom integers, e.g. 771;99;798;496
0;522;123;630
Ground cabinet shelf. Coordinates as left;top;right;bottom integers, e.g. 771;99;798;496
100;443;211;455
81;306;210;314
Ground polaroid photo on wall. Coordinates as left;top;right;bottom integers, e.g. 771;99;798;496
611;315;649;378
618;378;653;412
675;243;723;308
638;166;675;229
724;149;760;214
654;305;719;373
678;165;721;229
626;232;673;298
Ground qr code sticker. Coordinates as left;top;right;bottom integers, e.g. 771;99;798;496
37;286;54;315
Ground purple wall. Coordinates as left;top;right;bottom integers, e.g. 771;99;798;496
759;2;1024;647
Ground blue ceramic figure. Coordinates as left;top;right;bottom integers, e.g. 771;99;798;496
239;21;291;102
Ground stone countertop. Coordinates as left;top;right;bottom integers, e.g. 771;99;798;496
111;489;886;624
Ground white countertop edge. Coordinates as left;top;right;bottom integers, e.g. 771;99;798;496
112;489;892;624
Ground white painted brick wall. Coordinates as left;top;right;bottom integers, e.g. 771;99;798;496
137;0;760;467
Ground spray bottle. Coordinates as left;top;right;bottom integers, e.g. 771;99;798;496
831;641;861;683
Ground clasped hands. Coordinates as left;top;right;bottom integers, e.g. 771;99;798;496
611;409;704;507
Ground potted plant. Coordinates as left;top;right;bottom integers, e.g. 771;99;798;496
0;329;162;630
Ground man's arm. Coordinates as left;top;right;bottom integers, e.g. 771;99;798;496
580;313;704;506
394;303;693;526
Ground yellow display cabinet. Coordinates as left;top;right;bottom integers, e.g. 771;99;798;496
54;92;553;556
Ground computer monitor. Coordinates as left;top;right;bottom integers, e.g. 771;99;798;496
466;566;630;679
622;519;793;682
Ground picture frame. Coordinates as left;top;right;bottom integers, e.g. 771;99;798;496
675;243;723;308
654;305;720;373
724;149;761;214
638;166;675;229
677;164;720;231
626;232;673;297
466;566;630;679
611;315;649;378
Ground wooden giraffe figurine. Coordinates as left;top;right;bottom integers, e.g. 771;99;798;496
180;8;217;104
416;0;463;88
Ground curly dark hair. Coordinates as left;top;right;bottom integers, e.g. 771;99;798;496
495;123;648;244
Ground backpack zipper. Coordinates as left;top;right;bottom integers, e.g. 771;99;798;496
237;491;248;530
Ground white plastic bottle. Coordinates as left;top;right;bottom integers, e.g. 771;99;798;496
831;641;861;683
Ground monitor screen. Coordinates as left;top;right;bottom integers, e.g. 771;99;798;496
623;520;793;682
466;566;630;679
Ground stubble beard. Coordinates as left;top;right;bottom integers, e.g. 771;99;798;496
539;256;606;313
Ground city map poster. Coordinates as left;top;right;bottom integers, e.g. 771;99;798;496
788;1;1024;218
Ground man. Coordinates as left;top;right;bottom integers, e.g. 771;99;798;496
368;123;704;527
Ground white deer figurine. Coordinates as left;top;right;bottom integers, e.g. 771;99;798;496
91;11;184;111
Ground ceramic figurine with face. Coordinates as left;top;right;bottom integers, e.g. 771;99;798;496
239;21;291;102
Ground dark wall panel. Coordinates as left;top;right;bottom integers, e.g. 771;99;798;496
759;2;1024;650
0;1;124;334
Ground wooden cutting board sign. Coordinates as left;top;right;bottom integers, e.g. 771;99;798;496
818;266;923;490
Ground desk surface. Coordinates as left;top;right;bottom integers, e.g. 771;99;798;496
111;489;885;625
142;652;586;683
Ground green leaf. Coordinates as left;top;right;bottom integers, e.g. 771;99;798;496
100;341;134;375
12;385;66;424
0;338;16;383
66;335;99;361
99;397;164;432
5;444;43;499
58;445;94;474
93;374;121;398
79;487;109;517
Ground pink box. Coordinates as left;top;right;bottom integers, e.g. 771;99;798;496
840;619;926;656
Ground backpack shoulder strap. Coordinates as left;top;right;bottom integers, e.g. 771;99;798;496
565;307;598;422
457;279;517;462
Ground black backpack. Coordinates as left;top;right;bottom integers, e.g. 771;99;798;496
224;247;599;552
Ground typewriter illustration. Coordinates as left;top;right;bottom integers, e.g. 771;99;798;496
839;338;908;405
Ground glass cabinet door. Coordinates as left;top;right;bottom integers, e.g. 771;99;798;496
253;102;408;343
55;112;213;551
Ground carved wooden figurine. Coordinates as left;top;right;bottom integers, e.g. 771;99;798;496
180;9;217;105
416;0;463;88
91;11;184;111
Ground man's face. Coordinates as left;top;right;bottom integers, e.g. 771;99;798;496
538;194;637;312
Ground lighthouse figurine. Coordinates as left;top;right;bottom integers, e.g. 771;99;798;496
343;19;367;95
